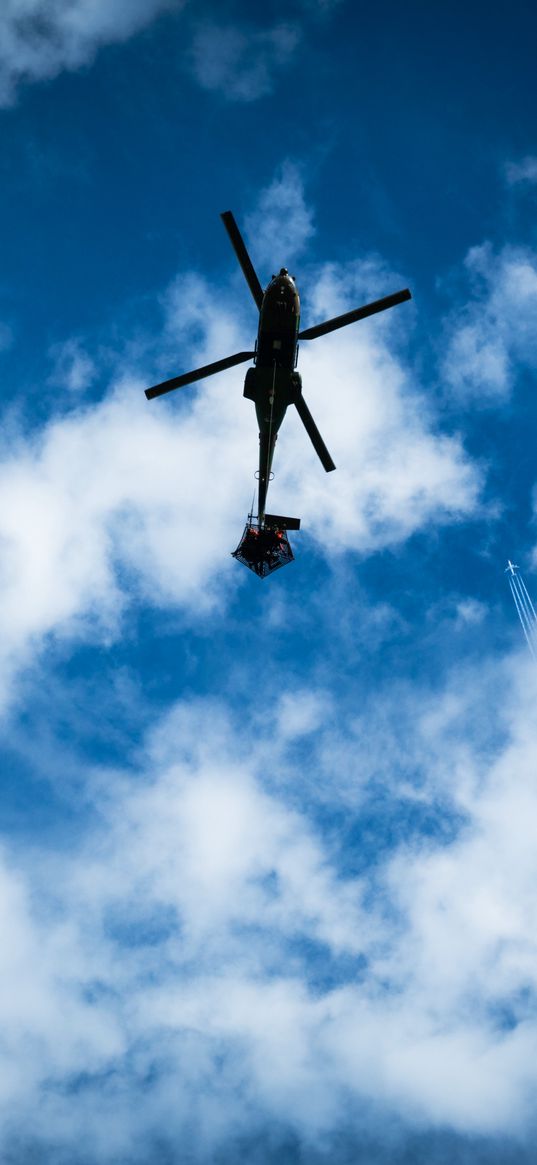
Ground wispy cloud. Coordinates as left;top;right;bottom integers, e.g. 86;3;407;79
505;155;537;186
47;337;97;393
189;20;300;102
0;322;13;353
244;161;315;268
0;0;179;105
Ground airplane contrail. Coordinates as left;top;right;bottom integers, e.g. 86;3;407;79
506;560;537;660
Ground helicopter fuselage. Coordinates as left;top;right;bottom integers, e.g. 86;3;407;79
256;269;300;369
243;269;302;521
144;208;411;562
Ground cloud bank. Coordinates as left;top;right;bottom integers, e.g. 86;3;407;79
1;653;537;1161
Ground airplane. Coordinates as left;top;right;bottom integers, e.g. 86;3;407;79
506;560;519;575
145;211;412;576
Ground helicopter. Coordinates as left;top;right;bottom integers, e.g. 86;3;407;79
145;211;411;576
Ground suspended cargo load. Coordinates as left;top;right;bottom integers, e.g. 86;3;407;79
232;515;299;579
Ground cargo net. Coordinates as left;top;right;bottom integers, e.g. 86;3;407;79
232;519;294;578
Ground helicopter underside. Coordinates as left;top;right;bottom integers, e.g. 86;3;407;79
144;210;411;579
243;365;302;425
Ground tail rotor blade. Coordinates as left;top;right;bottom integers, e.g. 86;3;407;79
298;288;411;341
145;351;255;400
295;394;336;472
221;211;264;310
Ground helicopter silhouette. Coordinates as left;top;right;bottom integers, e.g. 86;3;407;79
145;211;411;575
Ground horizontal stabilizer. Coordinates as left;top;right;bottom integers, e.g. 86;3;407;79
264;514;301;531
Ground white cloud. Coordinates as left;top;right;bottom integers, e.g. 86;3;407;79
0;699;371;1155
189;20;300;102
442;242;537;403
0;369;252;701
0;0;179;105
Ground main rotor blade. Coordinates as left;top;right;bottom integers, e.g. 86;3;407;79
221;211;264;311
295;393;336;473
298;288;412;341
145;351;255;400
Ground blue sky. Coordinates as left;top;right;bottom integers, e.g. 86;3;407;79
1;1;537;1161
